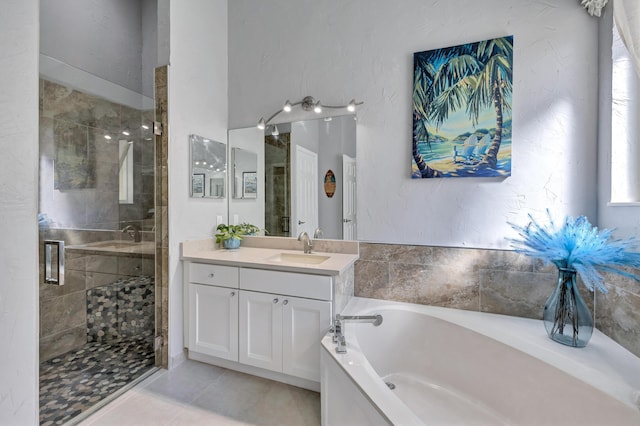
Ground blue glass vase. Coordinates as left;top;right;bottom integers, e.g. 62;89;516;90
542;268;593;347
223;237;241;249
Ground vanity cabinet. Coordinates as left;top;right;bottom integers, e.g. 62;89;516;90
185;259;337;388
239;290;331;382
187;263;239;361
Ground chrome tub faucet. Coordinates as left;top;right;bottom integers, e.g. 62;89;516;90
331;314;383;354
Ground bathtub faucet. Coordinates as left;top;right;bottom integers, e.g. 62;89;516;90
331;314;383;354
335;314;383;326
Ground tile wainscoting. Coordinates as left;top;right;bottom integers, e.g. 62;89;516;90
354;242;640;358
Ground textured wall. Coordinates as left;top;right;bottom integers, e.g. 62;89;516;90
0;1;39;422
40;0;146;95
167;0;228;366
228;0;599;249
355;242;640;357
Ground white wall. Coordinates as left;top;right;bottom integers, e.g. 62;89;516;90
229;0;599;249
40;0;145;94
0;0;39;423
228;127;265;228
168;0;228;366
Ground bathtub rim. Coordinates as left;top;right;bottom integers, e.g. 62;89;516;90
321;296;640;424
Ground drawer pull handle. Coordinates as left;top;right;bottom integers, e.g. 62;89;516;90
283;299;288;305
273;298;279;304
230;291;236;297
208;273;215;278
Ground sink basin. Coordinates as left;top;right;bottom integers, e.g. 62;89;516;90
268;253;330;265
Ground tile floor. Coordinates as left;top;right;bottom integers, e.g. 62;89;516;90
78;360;321;426
39;337;155;425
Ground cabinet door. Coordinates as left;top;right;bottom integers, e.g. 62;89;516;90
239;290;283;372
189;284;238;361
282;296;332;382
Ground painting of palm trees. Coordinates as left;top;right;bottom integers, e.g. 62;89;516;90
412;35;513;178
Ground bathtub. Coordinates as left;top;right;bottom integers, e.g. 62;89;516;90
320;297;640;425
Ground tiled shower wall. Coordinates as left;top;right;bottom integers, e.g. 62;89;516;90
39;228;154;361
39;78;155;231
354;242;640;358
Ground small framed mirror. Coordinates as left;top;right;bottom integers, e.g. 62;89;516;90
232;147;258;199
190;134;226;198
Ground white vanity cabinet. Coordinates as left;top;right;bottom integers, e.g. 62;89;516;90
239;290;331;382
239;268;333;382
187;263;239;361
183;246;350;391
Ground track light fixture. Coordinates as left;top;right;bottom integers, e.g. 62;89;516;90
256;95;363;129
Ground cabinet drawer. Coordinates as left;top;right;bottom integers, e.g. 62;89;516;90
240;268;332;300
189;263;239;288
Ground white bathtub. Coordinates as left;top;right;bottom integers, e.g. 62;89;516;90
320;297;640;425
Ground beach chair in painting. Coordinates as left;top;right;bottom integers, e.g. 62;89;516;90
461;144;477;161
472;134;491;161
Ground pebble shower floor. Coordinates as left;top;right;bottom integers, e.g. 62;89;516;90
39;337;155;425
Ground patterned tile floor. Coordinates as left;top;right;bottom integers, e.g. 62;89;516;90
39;337;155;425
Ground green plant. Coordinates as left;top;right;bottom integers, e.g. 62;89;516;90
215;224;245;243
237;223;261;235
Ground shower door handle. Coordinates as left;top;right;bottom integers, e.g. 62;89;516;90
44;240;65;286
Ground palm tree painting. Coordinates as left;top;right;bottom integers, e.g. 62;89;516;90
412;35;513;178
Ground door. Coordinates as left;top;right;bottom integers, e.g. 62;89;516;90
239;290;283;372
282;296;332;382
293;145;318;237
189;284;239;361
342;154;357;240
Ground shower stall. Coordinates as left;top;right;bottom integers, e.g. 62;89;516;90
38;1;163;423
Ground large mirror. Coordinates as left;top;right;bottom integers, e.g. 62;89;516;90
229;114;356;240
190;134;227;198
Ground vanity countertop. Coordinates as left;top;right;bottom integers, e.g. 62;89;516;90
181;236;359;276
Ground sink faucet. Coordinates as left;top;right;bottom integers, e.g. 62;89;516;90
297;231;313;254
122;224;141;242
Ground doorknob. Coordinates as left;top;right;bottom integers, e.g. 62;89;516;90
298;220;306;225
343;219;352;223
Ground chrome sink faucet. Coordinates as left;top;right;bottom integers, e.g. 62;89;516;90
298;231;313;254
122;224;141;242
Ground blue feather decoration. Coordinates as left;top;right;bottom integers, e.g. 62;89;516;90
508;210;640;293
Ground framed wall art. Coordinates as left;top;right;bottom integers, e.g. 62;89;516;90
412;35;513;178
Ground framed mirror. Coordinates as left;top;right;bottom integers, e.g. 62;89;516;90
232;147;258;199
189;134;227;198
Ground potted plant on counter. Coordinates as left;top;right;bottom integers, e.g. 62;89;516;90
215;224;244;249
237;223;261;236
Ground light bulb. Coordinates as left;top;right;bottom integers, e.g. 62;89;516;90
122;129;130;136
347;99;356;112
104;134;112;140
272;125;279;136
257;118;266;130
283;100;292;112
314;101;322;113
